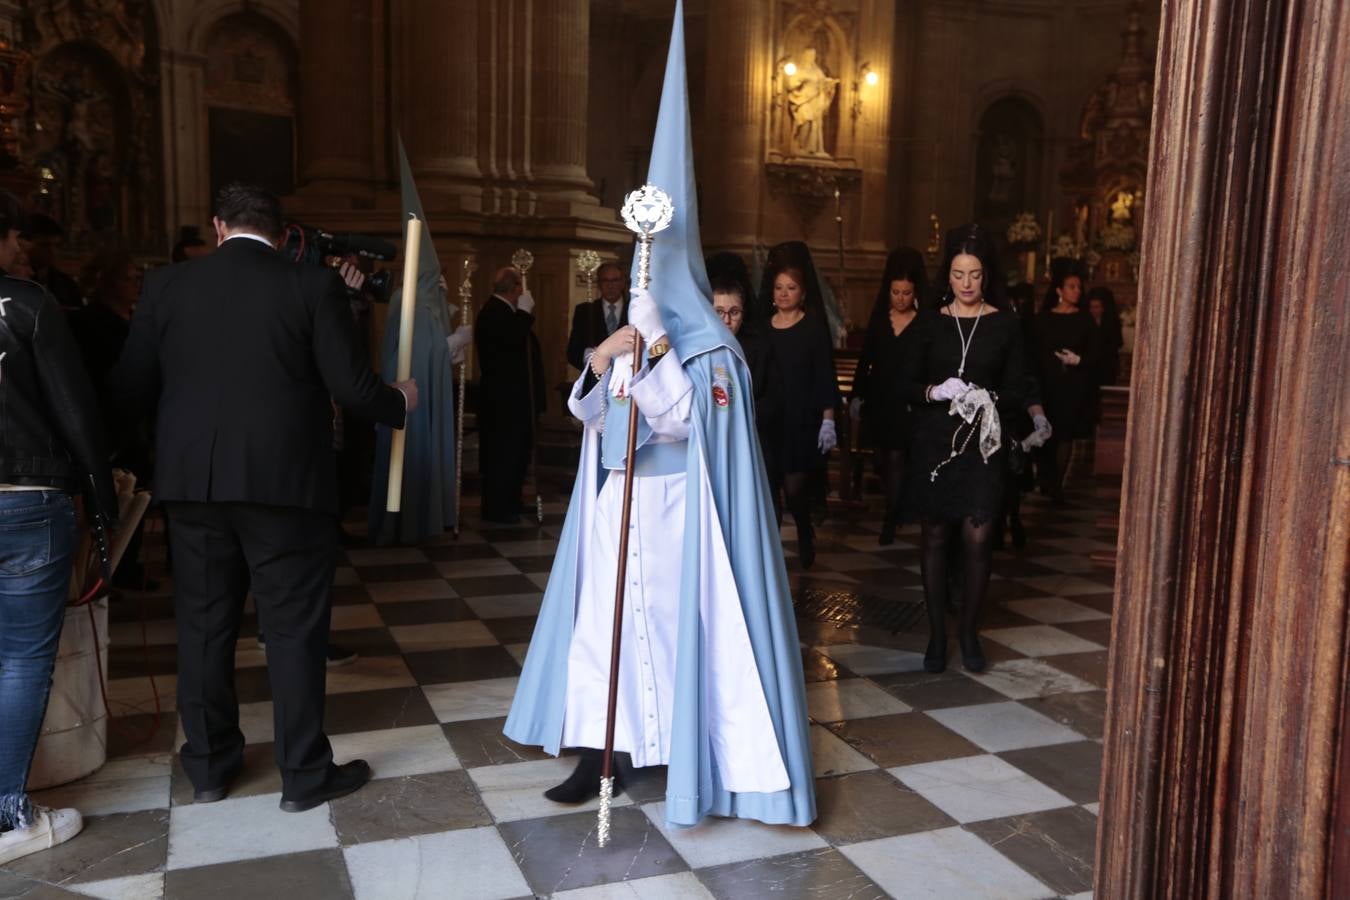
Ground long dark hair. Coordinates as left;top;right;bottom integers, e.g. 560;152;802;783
935;223;1006;309
1086;285;1123;348
756;241;826;323
1043;257;1087;312
868;247;928;334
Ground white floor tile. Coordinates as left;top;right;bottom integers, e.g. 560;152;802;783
1017;575;1112;597
166;792;338;869
965;658;1098;700
71;872;165;900
527;572;552;590
331;604;385;630
32;772;170;817
344;826;531;900
1082;802;1100;816
505;643;530;665
552;871;714;899
841;827;1054;899
926;702;1084;753
805;679;911;723
463;592;544;619
983;625;1104;657
1005;597;1110;624
422;677;519;723
433;558;522;579
890;754;1073;823
329;724;460;778
174;700;274;751
366;580;458;604
325;655;419;695
389;620;499;652
1065;893;1094;900
810;724;877;777
467;757;632;822
641;801;825;868
818;644;926;676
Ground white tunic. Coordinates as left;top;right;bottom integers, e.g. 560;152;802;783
560;350;789;794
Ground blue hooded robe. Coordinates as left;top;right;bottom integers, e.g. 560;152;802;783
504;0;815;828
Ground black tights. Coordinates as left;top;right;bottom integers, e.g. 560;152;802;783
1038;436;1072;499
919;517;995;653
770;469;814;540
877;447;906;526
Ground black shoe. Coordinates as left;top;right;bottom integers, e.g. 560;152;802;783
798;529;816;570
878;521;896;547
193;764;243;804
279;760;372;813
326;644;358;668
924;634;947;673
959;631;986;672
1010;517;1027;549
544;752;622;804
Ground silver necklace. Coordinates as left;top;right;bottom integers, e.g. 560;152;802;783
952;303;985;378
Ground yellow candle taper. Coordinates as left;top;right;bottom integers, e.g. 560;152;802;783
386;214;423;513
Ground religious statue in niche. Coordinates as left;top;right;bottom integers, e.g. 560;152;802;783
1110;190;1136;222
786;48;838;158
986;134;1019;207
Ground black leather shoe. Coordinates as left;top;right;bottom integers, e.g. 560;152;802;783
959;632;987;673
279;760;372;813
878;521;896;547
923;634;948;673
193;764;243;804
544;752;623;804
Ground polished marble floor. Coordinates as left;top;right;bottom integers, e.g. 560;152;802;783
0;480;1118;899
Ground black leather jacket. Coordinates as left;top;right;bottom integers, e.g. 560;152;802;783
0;274;118;522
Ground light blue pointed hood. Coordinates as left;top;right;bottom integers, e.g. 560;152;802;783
398;136;448;331
630;0;738;363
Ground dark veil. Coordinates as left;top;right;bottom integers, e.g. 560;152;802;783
706;250;759;329
867;247;930;335
755;241;828;325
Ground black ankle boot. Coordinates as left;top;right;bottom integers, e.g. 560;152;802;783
543;750;622;804
799;526;816;569
924;632;948;673
959;630;986;672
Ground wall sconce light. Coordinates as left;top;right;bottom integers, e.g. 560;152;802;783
783;60;798;77
851;62;878;121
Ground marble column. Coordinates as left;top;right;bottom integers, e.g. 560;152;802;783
699;0;769;252
158;49;210;237
529;0;594;202
395;0;481;190
298;0;376;189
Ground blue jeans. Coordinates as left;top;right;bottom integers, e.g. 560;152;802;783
0;491;76;831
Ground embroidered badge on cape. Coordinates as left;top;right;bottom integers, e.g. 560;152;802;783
712;366;732;408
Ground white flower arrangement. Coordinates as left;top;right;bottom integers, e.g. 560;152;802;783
1101;222;1137;251
1085;248;1102;269
1052;234;1078;259
1006;212;1041;247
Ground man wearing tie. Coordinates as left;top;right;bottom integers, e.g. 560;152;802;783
565;262;628;371
111;184;417;812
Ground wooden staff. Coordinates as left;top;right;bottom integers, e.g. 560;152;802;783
597;184;674;848
511;248;545;526
386;214;422;512
453;257;475;539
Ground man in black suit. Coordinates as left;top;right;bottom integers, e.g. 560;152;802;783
111;184;417;812
565;262;627;371
19;213;84;312
475;266;544;523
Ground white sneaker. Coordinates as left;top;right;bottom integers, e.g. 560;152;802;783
0;806;84;865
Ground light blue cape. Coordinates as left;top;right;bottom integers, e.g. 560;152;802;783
503;0;815;827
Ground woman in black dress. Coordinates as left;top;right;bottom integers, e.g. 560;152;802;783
852;248;926;545
1033;260;1097;502
755;243;840;568
901;224;1029;672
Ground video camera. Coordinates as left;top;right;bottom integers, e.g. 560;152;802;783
278;222;396;302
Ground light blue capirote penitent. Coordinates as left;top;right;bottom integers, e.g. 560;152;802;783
502;0;816;828
368;137;458;544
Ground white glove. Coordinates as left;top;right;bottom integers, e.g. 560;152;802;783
1023;413;1053;449
446;324;472;363
1055;348;1082;367
628;287;666;345
849;397;863;421
929;377;971;403
516;290;536;314
817;418;837;453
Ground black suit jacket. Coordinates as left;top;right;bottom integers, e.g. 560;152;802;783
565;297;627;371
110;237;406;515
475;295;545;426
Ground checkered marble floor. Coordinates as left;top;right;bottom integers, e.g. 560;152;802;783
1;484;1118;900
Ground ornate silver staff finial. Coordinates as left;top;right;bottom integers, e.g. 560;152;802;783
511;248;534;283
578;250;602;301
621;184;675;290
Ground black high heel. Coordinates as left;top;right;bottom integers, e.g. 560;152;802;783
924;633;948;673
959;630;986;672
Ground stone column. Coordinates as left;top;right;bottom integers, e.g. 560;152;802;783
700;0;769;252
394;0;481;190
298;0;376;189
158;49;210;238
528;0;594;202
